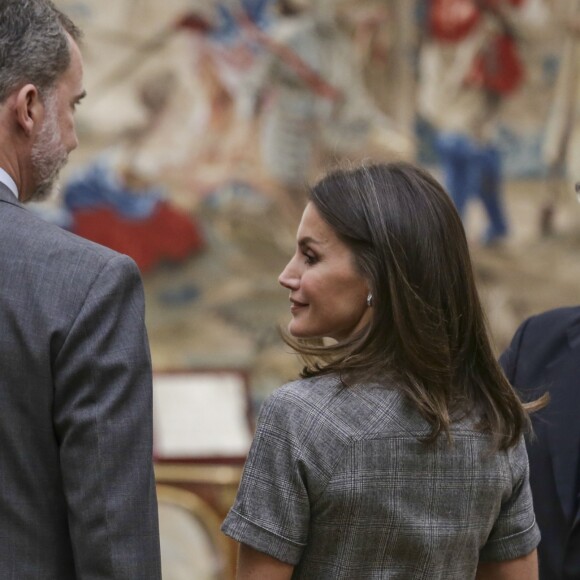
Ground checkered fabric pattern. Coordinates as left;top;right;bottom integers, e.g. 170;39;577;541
222;374;540;579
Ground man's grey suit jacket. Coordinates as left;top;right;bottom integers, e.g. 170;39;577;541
0;183;161;579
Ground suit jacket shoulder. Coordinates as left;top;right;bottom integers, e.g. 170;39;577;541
1;188;123;264
500;306;580;389
0;184;141;321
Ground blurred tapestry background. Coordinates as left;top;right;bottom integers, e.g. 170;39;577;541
41;1;580;576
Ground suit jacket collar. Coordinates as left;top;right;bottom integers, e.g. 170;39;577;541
0;181;23;208
0;168;18;197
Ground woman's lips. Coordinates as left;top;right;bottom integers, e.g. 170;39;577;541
290;299;307;313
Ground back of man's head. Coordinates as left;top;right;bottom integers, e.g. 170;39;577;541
0;0;82;103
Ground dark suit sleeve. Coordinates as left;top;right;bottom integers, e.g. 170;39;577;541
52;254;161;579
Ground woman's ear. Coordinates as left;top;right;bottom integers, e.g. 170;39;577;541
13;84;42;136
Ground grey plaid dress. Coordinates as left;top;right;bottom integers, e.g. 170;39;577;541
222;374;540;579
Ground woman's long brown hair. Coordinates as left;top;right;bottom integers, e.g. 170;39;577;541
283;162;545;450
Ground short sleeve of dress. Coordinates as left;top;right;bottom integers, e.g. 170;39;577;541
479;436;541;562
221;389;313;565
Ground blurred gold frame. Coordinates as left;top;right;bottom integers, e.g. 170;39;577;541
157;483;233;579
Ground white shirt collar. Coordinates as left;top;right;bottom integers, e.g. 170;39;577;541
0;168;18;199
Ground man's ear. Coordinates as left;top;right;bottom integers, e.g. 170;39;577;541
13;84;43;136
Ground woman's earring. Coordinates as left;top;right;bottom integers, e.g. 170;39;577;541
367;292;373;307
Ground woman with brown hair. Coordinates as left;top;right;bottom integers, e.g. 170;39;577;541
222;162;540;579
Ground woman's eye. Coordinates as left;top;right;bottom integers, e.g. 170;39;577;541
304;253;317;265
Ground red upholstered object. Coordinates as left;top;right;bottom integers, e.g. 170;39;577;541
72;202;205;273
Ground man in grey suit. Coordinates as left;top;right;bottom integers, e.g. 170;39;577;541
0;1;162;577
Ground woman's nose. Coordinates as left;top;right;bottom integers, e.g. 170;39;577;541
278;257;299;290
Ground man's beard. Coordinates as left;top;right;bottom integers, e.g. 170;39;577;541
29;92;68;203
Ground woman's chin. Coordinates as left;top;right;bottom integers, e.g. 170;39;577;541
288;324;329;342
288;322;314;339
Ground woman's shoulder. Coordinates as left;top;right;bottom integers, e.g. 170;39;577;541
250;376;348;459
275;373;343;400
267;374;399;411
260;374;345;422
259;374;413;440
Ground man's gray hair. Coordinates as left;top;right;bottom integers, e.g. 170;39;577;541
0;0;82;103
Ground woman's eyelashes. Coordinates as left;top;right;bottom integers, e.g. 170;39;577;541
303;250;318;265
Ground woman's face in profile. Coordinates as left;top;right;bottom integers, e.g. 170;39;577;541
278;202;371;341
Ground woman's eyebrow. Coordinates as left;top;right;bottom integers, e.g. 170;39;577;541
298;236;322;248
